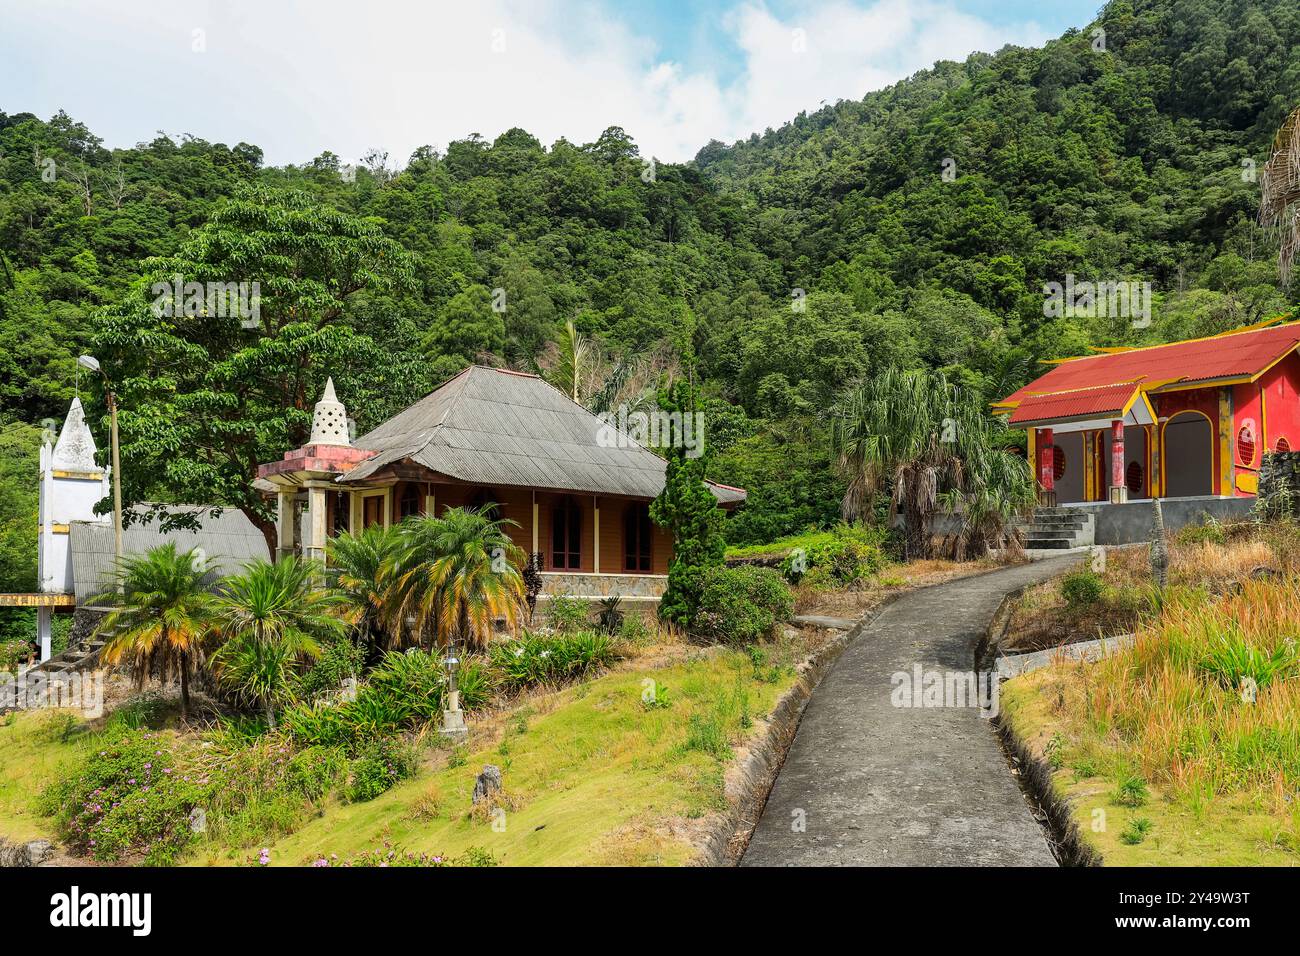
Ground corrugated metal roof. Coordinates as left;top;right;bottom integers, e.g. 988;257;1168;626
69;505;270;604
345;367;746;504
1008;383;1139;425
999;321;1300;407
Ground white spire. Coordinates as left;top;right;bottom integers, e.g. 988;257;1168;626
51;396;99;471
308;377;351;446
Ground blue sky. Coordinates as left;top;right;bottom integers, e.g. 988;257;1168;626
0;0;1102;165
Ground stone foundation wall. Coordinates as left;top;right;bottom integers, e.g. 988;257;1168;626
1258;451;1300;519
538;572;666;600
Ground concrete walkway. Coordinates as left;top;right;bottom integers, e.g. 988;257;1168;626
742;556;1079;867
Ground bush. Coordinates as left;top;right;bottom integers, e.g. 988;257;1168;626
314;841;498;867
41;731;208;864
294;638;366;701
777;524;887;586
1175;522;1226;546
693;566;793;644
543;595;590;633
345;738;418;803
1199;636;1299;692
0;638;32;673
1061;571;1105;610
490;630;619;690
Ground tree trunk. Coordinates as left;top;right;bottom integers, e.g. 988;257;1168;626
245;504;278;560
179;648;191;720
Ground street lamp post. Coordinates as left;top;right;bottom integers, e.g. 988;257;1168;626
77;355;122;569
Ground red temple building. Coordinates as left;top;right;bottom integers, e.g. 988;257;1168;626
996;318;1300;508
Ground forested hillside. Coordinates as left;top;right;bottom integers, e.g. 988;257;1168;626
1;0;1298;605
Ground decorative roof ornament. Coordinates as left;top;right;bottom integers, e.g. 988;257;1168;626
51;396;99;471
308;378;351;447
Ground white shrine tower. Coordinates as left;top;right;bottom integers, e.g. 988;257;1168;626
36;397;111;659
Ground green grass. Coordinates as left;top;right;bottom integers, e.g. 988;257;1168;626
0;650;796;866
1001;669;1300;866
724;529;843;561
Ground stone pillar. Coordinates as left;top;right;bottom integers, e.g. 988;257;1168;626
304;485;328;563
276;490;297;560
1037;427;1056;507
37;606;52;663
1110;419;1128;503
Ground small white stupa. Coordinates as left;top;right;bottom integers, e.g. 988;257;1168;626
36;396;111;659
308;377;352;447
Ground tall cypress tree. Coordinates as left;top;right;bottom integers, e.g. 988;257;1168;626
650;378;724;627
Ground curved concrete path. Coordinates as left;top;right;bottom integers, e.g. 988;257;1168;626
743;557;1078;867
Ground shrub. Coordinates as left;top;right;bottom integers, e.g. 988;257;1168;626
314;841;498;867
693;566;793;644
1199;635;1299;692
346;738;418;803
595;596;625;634
41;731;208;864
1120;817;1153;845
1113;772;1150;808
490;631;619;691
543;595;590;633
778;524;887;586
1061;570;1104;610
1175;522;1226;546
0;638;31;673
294;638;366;701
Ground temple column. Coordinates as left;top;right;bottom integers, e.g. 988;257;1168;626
304;485;328;563
37;606;52;663
1037;427;1056;507
276;490;297;560
1110;419;1128;503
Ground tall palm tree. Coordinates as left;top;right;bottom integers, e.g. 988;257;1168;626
382;506;526;651
208;557;347;727
328;523;403;658
832;367;1034;560
1261;103;1300;286
95;543;214;720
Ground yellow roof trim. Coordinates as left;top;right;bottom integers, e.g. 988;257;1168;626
1248;344;1300;383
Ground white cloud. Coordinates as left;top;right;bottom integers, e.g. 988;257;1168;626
0;0;1051;165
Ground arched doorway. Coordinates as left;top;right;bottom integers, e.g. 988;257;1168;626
1162;411;1214;497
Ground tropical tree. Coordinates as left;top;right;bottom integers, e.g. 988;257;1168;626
328;523;404;659
831;367;1034;560
95;543;214;719
382;506;526;651
651;378;725;627
208;557;347;727
1261;103;1300;286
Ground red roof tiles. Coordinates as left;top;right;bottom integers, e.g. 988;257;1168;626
999;322;1300;409
1008;383;1140;425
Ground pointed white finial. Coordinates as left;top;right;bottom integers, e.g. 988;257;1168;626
308;377;351;446
51;396;99;471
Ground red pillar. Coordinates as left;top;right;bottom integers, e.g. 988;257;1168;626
1037;427;1055;505
1110;419;1127;503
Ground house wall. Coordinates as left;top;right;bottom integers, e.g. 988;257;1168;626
1237;352;1300;496
359;481;673;575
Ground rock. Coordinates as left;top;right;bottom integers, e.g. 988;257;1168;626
1250;565;1281;581
471;765;503;806
0;837;54;867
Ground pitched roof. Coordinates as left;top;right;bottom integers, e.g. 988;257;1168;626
342;366;745;505
1007;382;1142;426
68;505;269;604
998;320;1300;411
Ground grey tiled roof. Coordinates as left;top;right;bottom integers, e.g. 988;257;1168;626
68;505;270;604
343;366;746;504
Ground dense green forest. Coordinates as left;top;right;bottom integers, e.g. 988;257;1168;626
2;0;1298;614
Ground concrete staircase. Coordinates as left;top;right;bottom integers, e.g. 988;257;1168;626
1022;507;1096;550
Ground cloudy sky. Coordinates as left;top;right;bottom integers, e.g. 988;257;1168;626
1;0;1099;166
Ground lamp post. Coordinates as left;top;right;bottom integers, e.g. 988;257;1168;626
442;635;467;741
77;355;122;569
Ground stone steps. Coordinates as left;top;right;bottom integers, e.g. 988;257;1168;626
1023;506;1095;550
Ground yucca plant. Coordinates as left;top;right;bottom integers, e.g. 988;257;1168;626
208;557;347;727
832;367;1033;559
95;542;215;719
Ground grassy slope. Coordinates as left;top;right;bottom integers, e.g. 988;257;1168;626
1002;668;1300;866
248;652;788;867
1;650;797;866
